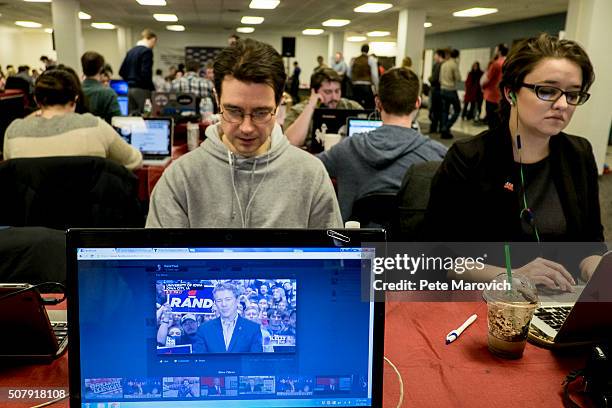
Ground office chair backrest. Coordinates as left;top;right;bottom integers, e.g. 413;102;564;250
397;160;442;240
349;193;398;234
0;156;144;229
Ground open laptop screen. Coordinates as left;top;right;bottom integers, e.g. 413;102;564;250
69;230;383;407
347;118;383;137
112;117;172;156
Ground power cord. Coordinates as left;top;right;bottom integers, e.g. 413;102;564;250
29;395;69;408
384;355;404;408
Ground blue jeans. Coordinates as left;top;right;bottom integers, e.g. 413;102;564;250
441;90;460;133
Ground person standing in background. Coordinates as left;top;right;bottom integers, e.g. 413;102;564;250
289;61;301;104
439;49;461;139
119;29;157;115
482;43;509;130
462;62;484;121
348;44;379;109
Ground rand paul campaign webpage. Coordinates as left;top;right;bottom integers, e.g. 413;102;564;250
75;247;375;407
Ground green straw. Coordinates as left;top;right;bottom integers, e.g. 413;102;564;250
504;243;513;291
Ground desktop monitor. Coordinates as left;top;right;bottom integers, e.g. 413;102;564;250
67;228;385;408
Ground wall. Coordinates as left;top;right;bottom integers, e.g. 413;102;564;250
82;29;122;76
0;25;55;70
116;29;328;83
424;13;566;50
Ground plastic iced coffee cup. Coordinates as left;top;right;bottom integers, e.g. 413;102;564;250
483;274;538;359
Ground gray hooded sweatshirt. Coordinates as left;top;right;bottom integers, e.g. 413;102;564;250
317;125;447;220
146;123;342;228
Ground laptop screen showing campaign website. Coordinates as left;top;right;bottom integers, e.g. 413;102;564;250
71;232;382;407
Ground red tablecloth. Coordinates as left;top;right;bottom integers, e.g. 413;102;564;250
0;301;589;407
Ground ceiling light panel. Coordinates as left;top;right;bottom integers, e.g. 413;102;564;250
15;21;42;28
249;0;280;9
237;27;255;33
136;0;167;5
452;7;498;17
78;12;91;20
241;16;264;24
153;13;178;22
322;19;350;27
367;31;390;37
302;28;324;35
166;25;185;31
91;22;116;29
354;3;392;13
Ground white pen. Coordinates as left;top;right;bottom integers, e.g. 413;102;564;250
445;314;477;344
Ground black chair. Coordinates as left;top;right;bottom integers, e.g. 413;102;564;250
0;156;144;230
396;161;442;240
0;227;66;285
349;193;398;235
0;90;26;157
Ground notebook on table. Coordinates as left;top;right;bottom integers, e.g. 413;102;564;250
67;228;385;407
0;283;67;362
111;117;174;167
529;251;612;348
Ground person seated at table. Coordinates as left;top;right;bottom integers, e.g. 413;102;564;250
81;51;122;123
3;69;142;170
284;68;362;149
426;33;603;288
317;67;447;221
145;39;341;228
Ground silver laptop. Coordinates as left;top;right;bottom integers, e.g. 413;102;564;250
529;251;612;347
112;117;174;166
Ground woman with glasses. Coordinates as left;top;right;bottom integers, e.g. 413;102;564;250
426;33;603;286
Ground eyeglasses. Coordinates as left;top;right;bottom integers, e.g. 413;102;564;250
519;83;590;106
220;107;276;124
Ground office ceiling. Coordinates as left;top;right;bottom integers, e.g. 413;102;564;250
0;0;568;36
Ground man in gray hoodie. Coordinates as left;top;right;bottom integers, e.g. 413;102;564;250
317;68;447;221
146;39;342;228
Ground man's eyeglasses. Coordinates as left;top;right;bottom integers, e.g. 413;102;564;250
220;107;276;124
519;83;590;106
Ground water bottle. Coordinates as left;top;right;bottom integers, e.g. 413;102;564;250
187;122;200;151
143;98;152;117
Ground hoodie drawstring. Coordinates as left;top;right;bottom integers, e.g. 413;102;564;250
227;149;270;227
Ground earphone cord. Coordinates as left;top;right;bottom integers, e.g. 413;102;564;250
516;103;541;243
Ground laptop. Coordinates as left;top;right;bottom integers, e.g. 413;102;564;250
152;92;199;119
346;118;383;137
529;251;612;348
117;95;129;116
110;79;129;96
0;283;68;361
67;228;385;407
310;108;374;153
111;117;174;166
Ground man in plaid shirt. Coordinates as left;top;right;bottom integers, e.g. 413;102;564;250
171;60;215;114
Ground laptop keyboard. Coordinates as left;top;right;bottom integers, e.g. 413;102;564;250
51;322;68;344
534;306;572;330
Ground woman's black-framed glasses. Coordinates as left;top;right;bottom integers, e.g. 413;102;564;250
220;107;276;124
520;83;590;106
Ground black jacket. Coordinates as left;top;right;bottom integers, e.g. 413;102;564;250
119;45;155;90
426;127;603;243
0;156;144;230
